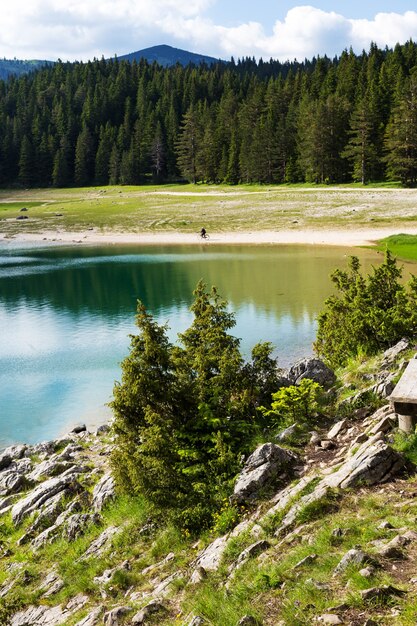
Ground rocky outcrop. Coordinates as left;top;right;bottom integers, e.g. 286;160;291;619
92;473;115;511
287;358;336;388
9;593;88;626
11;470;81;525
233;443;298;503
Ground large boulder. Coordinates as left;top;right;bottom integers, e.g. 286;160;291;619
233;443;298;503
92;473;115;511
287;358;336;388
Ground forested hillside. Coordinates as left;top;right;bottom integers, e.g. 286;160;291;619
2;41;417;188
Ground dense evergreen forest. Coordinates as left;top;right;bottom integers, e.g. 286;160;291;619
2;41;417;188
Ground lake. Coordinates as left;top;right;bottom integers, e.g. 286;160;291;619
0;242;383;448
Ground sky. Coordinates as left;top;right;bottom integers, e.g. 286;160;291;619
2;1;417;63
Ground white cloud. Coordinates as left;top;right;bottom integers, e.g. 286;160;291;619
1;2;417;62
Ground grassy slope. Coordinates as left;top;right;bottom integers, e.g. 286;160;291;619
1;183;417;237
2;351;417;625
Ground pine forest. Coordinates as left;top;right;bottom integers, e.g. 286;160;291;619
3;41;417;188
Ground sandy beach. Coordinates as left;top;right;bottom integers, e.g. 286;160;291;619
2;226;417;248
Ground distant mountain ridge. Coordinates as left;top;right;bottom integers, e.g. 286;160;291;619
0;45;224;80
0;59;52;81
116;44;223;67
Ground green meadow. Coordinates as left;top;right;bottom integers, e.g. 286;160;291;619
1;183;417;238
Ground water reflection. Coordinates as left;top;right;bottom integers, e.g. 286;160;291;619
0;243;382;448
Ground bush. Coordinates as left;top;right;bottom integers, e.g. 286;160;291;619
111;282;282;533
258;378;325;430
315;251;417;367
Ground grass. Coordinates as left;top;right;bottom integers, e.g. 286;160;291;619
377;234;417;262
1;183;417;238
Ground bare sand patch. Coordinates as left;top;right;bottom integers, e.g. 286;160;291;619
3;226;417;248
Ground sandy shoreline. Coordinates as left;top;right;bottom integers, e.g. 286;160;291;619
1;226;417;248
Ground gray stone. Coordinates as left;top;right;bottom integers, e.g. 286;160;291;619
131;600;166;624
236;540;270;565
71;424;87;434
41;571;65;598
94;560;130;586
9;594;88;626
0;470;28;496
238;617;259;626
359;566;375;578
63;513;101;541
287;358;336;388
79;526;120;560
103;606;131;626
0;444;26;470
327;419;347;440
151;571;181;597
334;549;376;574
382;338;410;365
11;472;81;524
194;535;229;572
187;618;206;626
293;553;318;569
74;606;104;626
27;459;75;482
95;424;110;436
233;443;298;503
276;423;298;442
316;615;342;624
360;585;406;602
189;566;207;585
92;473;115;511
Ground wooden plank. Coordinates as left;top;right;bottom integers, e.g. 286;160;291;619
390;359;417;404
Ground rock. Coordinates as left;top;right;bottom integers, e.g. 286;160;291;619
27;459;76;482
359;566;375;578
0;470;28;496
293;554;318;569
310;431;321;444
382;338;410;365
94;560;130;586
0;495;14;515
9;594;88;626
366;415;396;436
131;600;166;624
151;571;181;597
236;540;270;565
238;617;259;625
334;549;376;574
0;444;26;470
377;533;411;559
378;521;394;530
71;424;87;434
194;535;230;571
327;419;347;440
103;606;132;626
42;571;65;597
324;435;405;490
12;472;81;524
95;424;110;435
74;606;104;626
79;526;119;560
316;615;342;624
287;358;336;388
63;513;101;541
189;566;207;585
320;440;335;450
233;443;298;503
276;423;298;442
18;490;70;545
360;585;406;602
187;618;206;626
92;473;115;511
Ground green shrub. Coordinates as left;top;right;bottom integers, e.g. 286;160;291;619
258;378;325;429
111;282;281;533
315;251;417;367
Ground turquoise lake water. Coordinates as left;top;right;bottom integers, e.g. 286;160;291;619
0;243;383;448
